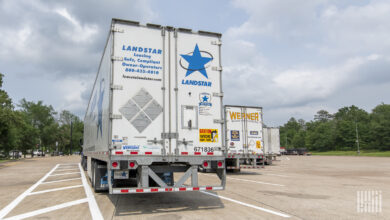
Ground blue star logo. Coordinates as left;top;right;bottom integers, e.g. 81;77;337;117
180;44;213;79
202;95;209;102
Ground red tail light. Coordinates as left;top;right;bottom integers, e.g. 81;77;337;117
129;162;135;168
112;162;118;168
203;161;208;167
218;161;223;167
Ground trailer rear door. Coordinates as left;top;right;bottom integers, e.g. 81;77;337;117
111;22;167;156
172;30;223;156
225;106;263;155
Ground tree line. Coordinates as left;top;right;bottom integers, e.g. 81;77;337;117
0;73;83;158
279;104;390;152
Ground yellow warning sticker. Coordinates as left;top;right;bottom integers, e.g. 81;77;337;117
199;129;218;143
256;140;262;149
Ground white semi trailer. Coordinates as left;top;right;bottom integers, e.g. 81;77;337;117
224;105;264;171
263;127;281;165
81;19;226;194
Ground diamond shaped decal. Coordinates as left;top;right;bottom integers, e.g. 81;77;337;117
143;100;162;121
119;88;163;133
131;111;152;133
119;100;140;122
132;88;152;108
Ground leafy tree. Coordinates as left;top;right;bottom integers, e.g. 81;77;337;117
305;121;335;151
370;104;390;151
0;73;19;157
18;99;58;154
334;106;370;150
314;110;333;122
57;110;84;154
279;117;306;148
292;130;306;148
13;111;39;157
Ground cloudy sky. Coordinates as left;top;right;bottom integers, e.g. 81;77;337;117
1;0;390;126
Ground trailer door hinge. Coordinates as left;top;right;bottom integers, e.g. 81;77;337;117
147;138;164;145
212;66;223;71
214;119;224;124
211;40;222;45
111;27;124;33
111;56;123;61
110;114;122;119
213;92;224;97
111;85;123;90
161;133;178;139
177;139;193;146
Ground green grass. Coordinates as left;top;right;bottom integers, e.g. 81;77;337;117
311;151;390;157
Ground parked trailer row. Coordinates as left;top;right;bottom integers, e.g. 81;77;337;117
82;19;225;194
81;19;282;194
224;105;265;171
263;127;281;165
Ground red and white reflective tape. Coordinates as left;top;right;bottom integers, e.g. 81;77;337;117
113;186;223;194
112;151;143;155
112;150;216;156
240;165;262;169
227;166;262;169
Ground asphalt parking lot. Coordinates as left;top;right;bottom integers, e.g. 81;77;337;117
0;155;388;220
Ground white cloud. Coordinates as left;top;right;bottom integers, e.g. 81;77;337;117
223;0;390;125
57;76;90;115
55;8;98;43
0;0;155;118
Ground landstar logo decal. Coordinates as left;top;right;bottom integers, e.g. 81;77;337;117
180;44;213;87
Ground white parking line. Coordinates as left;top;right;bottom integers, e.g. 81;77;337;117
41;177;81;184
53;168;80;172
286;157;290;161
228;177;285;187
29;185;83;195
3;198;89;220
57;166;79;169
201;173;284;187
49;172;80;176
78;163;103;220
201;191;290;218
263;173;290;178
260;170;287;173
0;164;59;219
57;165;78;168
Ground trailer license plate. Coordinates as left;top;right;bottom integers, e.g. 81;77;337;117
114;170;129;179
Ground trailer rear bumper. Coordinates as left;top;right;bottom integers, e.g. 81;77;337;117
85;152;226;194
112;186;223;194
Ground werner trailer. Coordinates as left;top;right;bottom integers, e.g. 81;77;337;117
263;127;281;165
81;19;226;194
224;105;264;171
